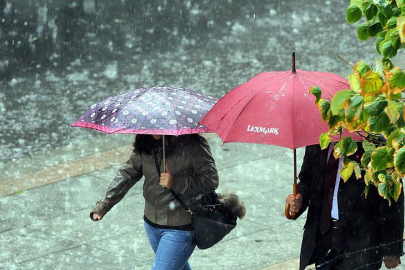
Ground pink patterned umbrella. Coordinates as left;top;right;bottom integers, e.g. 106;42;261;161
72;86;218;135
72;86;218;168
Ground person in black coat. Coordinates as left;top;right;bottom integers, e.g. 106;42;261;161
286;143;404;270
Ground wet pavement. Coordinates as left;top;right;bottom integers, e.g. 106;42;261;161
0;133;306;270
1;133;403;270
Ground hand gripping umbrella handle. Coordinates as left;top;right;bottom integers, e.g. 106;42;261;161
284;182;298;220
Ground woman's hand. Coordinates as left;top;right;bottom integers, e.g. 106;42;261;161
92;213;103;220
160;164;173;188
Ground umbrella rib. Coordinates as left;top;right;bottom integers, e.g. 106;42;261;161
222;92;258;141
299;73;348;87
291;74;296;150
123;87;151;134
140;92;155;133
222;74;291;141
299;75;348;98
167;88;182;136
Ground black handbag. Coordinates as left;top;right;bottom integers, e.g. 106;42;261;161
171;190;237;249
153;148;237;249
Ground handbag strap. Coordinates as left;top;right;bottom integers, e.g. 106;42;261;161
153;149;193;214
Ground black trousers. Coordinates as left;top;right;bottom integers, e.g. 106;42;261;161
310;220;382;270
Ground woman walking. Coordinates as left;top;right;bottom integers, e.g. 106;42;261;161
90;134;219;270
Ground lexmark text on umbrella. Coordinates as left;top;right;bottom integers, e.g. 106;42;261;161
246;125;279;135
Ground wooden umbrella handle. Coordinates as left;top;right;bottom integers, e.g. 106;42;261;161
285;149;298;220
285;182;298;219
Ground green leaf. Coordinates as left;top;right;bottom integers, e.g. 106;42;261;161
389;29;401;50
361;149;373;167
385;100;400;123
347;5;363;24
364;3;378;20
387;130;405;149
346;95;364;122
369;23;383;37
340;162;355;182
393;182;402;201
383;58;393;70
328;115;341;130
378;183;391;200
397;0;405;9
331;90;351;115
378;173;392;184
320;133;331;149
376;35;385;54
395;147;405;174
396;106;405;128
368;112;391;132
363;140;377;152
355;61;371;77
373;0;389;9
357;22;371;40
365;185;370;196
345;136;358;156
392;6;401;17
381;5;393;19
354;162;362;179
365;169;372;186
319;100;331;121
387;17;398;29
349;74;361;92
371;146;392;170
375;58;384;77
335;136;358;157
378;11;388;27
362;71;384;96
380;40;398;58
350;0;363;6
389;69;405;89
372;170;386;184
310;86;322;104
364;100;387;115
391;93;402;101
398;15;405;44
377;30;387;38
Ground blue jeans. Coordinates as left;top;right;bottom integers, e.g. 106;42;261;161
144;221;196;270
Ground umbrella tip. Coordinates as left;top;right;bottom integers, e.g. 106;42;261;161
292;51;296;74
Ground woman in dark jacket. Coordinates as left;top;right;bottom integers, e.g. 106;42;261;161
91;134;219;270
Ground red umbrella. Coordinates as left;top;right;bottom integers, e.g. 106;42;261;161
200;52;362;219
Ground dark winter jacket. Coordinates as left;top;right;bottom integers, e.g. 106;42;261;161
91;135;219;226
295;144;404;270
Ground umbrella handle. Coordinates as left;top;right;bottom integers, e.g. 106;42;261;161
284;182;298;220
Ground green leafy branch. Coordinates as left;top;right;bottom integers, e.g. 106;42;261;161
310;59;405;203
347;0;405;59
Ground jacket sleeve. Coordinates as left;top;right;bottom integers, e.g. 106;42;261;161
170;137;219;195
380;180;404;257
90;150;143;221
294;146;313;220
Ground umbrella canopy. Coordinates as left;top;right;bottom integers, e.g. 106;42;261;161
200;69;360;149
200;53;362;219
72;86;218;135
